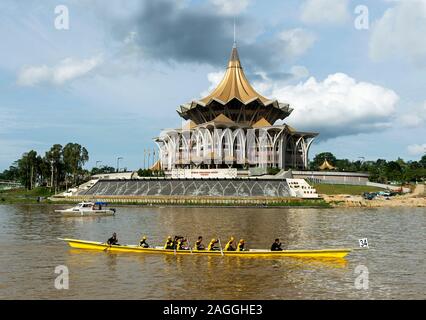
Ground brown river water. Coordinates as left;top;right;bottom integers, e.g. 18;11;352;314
0;204;425;299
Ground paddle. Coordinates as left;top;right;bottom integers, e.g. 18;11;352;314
218;237;224;256
103;243;111;252
187;236;193;254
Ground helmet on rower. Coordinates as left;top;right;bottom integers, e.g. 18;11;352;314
208;238;220;251
224;236;236;251
237;239;245;251
139;235;149;248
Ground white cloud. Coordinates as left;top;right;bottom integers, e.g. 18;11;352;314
17;56;103;86
397;100;426;128
289;65;310;79
369;1;426;63
270;73;399;139
278;29;316;58
300;0;350;25
399;114;424;127
201;71;399;139
407;144;426;156
210;0;251;15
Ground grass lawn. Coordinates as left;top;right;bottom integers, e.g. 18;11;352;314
312;184;385;195
0;187;54;204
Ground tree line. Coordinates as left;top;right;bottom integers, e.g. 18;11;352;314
0;143;89;192
2;146;425;190
311;152;426;184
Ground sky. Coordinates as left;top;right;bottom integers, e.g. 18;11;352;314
1;0;426;171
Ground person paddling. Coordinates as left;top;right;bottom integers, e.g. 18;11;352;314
237;239;245;251
194;236;205;250
164;236;174;249
177;237;189;250
107;232;118;246
139;236;149;248
224;236;236;251
173;236;184;249
208;238;220;251
271;238;283;251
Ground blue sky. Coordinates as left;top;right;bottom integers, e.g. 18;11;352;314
1;0;426;171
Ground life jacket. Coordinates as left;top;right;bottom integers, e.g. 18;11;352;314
140;239;149;248
164;239;173;249
208;240;218;251
237;242;245;251
224;239;235;251
177;239;184;250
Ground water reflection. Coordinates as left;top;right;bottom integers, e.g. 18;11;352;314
0;205;425;299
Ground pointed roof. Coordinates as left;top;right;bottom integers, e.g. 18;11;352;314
177;43;294;125
199;45;272;105
252;117;272;128
319;159;336;171
182;120;197;130
212;113;235;124
150;160;162;171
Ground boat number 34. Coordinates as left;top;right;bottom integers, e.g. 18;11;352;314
359;238;369;248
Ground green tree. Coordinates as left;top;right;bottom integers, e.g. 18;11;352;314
62;143;89;187
91;166;116;175
45;144;63;192
384;161;403;183
420;154;426;168
0;165;19;181
16;150;40;189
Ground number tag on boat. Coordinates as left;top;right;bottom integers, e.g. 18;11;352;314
359;238;369;248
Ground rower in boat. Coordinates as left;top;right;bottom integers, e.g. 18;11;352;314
271;238;283;251
164;236;174;249
107;233;119;246
177;237;190;250
194;236;205;250
237;239;245;251
224;237;236;251
207;238;220;251
139;236;149;248
60;238;353;259
173;236;184;249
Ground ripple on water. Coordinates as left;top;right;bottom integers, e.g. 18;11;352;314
0;205;425;299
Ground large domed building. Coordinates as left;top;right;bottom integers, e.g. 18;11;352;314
155;44;318;176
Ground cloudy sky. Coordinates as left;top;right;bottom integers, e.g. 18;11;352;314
1;0;426;170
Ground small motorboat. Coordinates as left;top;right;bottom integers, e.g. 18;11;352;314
55;202;116;216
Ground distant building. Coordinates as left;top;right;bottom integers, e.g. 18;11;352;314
155;44;318;173
319;159;336;171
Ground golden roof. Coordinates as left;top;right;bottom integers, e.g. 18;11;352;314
177;44;295;126
150;160;162;171
213;113;235;123
182;120;198;130
252;117;272;128
319;159;336;171
199;45;273;105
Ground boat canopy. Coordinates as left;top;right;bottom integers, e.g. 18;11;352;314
95;202;108;206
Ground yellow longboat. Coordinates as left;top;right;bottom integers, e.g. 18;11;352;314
59;238;352;259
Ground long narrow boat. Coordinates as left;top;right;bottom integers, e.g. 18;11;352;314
59;238;352;259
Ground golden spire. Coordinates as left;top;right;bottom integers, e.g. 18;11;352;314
200;44;271;105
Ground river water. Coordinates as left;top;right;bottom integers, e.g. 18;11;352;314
0;204;424;299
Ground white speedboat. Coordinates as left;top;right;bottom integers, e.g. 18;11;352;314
55;202;116;216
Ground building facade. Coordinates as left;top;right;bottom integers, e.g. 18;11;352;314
155;44;318;172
